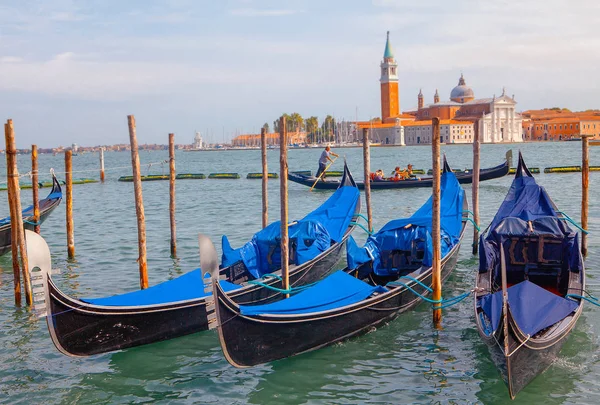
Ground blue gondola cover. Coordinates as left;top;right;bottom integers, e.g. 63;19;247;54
479;280;578;336
347;171;464;276
222;185;360;279
82;269;241;306
239;270;387;316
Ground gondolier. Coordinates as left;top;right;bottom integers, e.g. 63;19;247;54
316;146;339;181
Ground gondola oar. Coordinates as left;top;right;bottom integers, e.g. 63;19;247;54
309;156;338;191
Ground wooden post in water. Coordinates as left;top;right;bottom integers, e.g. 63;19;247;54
127;115;148;289
581;135;590;256
169;133;177;258
261;127;269;228
32;144;40;234
472;120;481;255
65;150;75;259
279;116;290;294
5;120;33;305
5;121;21;305
99;147;105;182
431;117;442;326
362;128;373;232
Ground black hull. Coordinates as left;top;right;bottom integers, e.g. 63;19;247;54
290;160;509;190
45;233;351;357
0;175;62;256
476;303;582;399
214;221;466;368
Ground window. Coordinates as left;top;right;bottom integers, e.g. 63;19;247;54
560;125;562;129
554;125;557;130
570;124;573;129
576;124;579;129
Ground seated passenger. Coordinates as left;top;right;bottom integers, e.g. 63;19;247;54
374;169;385;181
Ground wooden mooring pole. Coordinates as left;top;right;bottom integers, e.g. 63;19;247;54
99;147;105;182
431;117;442;326
581;135;590;256
169;133;177;258
5;119;32;305
127;115;148;289
32;144;40;234
279;116;289;295
362;128;373;232
261;127;268;228
65;150;75;259
472;120;481;255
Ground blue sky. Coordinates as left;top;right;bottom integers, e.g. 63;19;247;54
1;0;599;148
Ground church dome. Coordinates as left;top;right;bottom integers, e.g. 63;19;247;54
450;74;475;103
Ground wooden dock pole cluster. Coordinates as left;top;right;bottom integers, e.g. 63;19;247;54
362;128;373;232
581;135;590;256
127;115;149;289
431;117;442;326
472;120;481;255
31;144;40;234
261;127;269;228
169;133;177;258
4;119;32;305
65;150;75;259
279;116;290;295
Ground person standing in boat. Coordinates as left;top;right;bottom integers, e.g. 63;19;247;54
316;146;339;181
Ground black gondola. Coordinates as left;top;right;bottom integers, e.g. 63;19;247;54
290;150;511;190
474;152;585;399
211;159;468;367
30;162;360;357
0;173;62;256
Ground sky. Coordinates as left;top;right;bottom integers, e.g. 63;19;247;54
0;0;599;148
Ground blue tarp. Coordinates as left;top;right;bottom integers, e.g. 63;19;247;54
222;185;360;279
479;159;583;275
239;270;387;316
347;171;464;276
479;280;579;336
82;269;241;306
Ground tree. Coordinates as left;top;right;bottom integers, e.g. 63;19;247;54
305;116;319;143
321;115;336;142
262;123;270;133
289;112;304;132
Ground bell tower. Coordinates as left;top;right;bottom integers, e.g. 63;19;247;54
417;89;424;110
380;31;399;122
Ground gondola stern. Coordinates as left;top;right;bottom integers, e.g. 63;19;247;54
339;159;357;188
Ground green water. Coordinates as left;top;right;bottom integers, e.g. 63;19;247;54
0;143;598;404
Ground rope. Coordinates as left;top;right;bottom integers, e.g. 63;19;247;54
386;279;473;309
349;221;372;235
567;293;600;307
247;279;317;294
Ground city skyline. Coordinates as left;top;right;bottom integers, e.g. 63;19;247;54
1;0;599;148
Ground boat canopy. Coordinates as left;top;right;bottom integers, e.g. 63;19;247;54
82;269;241;306
479;280;579;336
347;170;464;275
222;185;360;279
239;270;387;316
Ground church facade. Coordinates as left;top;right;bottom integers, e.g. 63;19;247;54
358;33;523;145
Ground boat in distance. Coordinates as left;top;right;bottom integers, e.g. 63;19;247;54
211;159;468;367
289;150;511;190
31;163;360;357
474;152;585;399
0;173;62;256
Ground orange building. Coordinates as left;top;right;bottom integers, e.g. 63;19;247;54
522;110;600;141
231;132;307;147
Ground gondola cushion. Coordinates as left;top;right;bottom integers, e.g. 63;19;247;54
478;280;579;336
239;270;387;316
82;269;242;306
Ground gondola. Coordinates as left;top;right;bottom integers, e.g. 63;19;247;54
211;159;467;367
474;152;585;399
30;162;361;357
0;173;62;256
290;150;511;190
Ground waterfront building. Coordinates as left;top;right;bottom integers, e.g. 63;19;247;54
521;110;600;141
356;32;523;145
193;132;203;149
231;131;307;147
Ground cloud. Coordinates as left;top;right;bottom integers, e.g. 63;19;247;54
0;56;23;63
230;8;301;17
